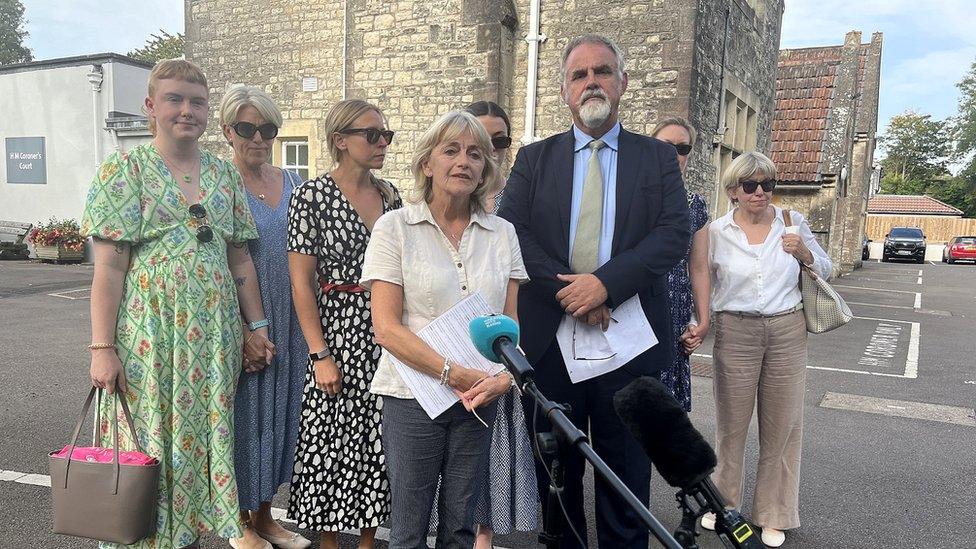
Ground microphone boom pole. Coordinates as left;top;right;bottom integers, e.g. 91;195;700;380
491;337;682;549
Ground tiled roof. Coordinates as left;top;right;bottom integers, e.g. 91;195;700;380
867;195;963;216
771;46;842;183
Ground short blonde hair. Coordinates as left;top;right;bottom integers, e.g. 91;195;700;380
410;111;497;213
722;151;777;196
652;116;697;147
146;59;208;136
218;84;283;128
324;99;385;164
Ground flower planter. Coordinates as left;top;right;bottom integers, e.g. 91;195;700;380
35;244;84;263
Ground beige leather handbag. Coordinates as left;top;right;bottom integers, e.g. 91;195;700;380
782;210;853;333
50;386;159;544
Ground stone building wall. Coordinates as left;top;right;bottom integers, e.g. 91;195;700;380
186;0;783;206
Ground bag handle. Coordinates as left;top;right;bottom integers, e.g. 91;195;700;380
781;209;817;280
62;384;141;495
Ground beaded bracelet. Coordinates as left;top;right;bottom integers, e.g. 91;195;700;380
87;342;116;351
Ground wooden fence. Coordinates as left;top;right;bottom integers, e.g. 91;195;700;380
866;215;976;243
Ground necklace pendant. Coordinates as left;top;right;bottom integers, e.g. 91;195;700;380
182;174;191;184
258;193;266;200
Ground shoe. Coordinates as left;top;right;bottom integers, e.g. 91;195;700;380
229;537;272;549
761;528;786;547
700;512;716;531
255;529;312;549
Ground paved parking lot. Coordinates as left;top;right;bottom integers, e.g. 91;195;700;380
1;259;974;548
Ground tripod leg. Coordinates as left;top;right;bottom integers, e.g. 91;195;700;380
672;492;700;549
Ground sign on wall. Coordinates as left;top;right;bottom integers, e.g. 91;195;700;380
5;137;47;184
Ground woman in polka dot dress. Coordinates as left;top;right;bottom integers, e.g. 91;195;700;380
286;99;401;549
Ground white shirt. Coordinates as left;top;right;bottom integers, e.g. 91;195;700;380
360;201;528;399
709;206;832;315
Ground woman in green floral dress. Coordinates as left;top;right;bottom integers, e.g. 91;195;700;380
84;59;275;549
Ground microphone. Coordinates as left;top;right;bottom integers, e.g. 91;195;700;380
614;377;764;549
468;314;534;388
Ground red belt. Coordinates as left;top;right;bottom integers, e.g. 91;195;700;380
319;281;367;294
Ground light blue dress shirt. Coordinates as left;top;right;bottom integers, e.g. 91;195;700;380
568;122;620;270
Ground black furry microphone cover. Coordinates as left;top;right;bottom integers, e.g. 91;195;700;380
613;376;718;490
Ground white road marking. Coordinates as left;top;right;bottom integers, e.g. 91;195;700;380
820;392;976;427
916;276;923;284
913;293;922;309
692;353;713;359
0;468;503;548
847;301;915;310
834;285;917;294
47;287;91;300
905;322;920;378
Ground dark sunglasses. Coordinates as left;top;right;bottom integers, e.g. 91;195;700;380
671;142;693;156
491;135;513;150
188;204;213;243
740;179;777;194
231;121;279;140
339;128;395;145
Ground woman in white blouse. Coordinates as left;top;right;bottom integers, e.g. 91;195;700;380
361;110;526;548
688;151;831;548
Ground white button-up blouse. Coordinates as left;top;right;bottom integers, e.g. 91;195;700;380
708;206;832;316
360;200;528;399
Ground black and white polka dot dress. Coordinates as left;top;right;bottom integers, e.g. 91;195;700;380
286;174;401;531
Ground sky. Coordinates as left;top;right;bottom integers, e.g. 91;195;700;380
20;0;976;147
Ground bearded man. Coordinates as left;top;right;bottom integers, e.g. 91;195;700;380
498;34;691;549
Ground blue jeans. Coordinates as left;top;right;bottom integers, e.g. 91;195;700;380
382;397;497;549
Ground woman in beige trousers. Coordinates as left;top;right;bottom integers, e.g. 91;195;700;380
685;152;832;548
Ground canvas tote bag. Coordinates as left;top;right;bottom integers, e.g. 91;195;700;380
782;210;853;333
50;386;159;544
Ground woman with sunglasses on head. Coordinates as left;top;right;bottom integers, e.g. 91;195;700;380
218;84;312;549
286;99;400;549
82;59;274;549
688;152;831;548
650;117;710;413
458;101;537;549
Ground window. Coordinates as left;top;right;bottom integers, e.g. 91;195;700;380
716;88;758;216
282;140;309;181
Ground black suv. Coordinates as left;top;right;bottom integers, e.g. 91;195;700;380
882;227;926;263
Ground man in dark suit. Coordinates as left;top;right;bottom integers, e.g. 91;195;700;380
498;34;690;548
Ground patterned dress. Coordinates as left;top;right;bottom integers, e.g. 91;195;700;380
286;175;400;531
233;169;308;510
81;143;257;548
661;193;710;412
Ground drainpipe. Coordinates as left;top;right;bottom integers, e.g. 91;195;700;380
87;66;104;168
521;0;545;145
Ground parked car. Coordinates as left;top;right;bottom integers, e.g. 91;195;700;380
882;227;926;263
943;236;976;264
862;235;871;260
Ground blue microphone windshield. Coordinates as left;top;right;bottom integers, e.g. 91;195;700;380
468;314;520;363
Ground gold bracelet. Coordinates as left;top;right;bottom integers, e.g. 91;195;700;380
87;342;116;351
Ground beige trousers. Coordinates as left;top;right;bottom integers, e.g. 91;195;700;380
711;309;807;530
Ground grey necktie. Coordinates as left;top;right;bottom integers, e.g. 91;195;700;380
571;139;606;273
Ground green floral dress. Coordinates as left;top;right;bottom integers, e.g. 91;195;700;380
81;143;257;549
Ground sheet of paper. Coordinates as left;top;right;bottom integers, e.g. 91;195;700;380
388;293;504;419
556;295;657;384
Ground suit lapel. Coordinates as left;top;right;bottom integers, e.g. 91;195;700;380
553;129;575;261
612;128;640;256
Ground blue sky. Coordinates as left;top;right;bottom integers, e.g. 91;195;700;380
21;0;973;144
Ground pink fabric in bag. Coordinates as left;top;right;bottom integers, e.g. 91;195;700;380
50;445;158;466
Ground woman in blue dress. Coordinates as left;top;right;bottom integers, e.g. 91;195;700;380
220;85;311;549
652;117;711;412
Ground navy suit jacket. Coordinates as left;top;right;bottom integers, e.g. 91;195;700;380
498;126;690;376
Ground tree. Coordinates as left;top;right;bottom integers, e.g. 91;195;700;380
953;60;976;156
0;0;33;65
877;112;953;194
128;30;184;64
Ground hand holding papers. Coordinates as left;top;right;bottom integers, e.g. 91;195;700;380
556;295;656;383
387;293;505;420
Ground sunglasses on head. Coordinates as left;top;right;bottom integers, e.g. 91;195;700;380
339;127;395;145
491;135;513;150
188;204;213;243
739;179;777;194
671;142;693;156
231;121;279;141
